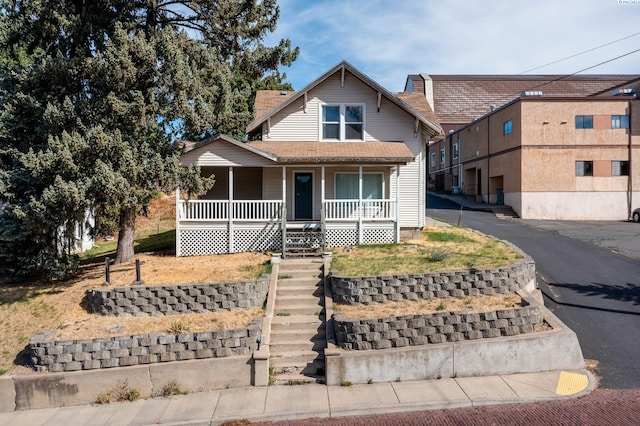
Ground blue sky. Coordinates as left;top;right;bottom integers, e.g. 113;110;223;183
265;0;640;92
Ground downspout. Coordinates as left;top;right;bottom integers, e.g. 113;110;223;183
628;99;633;219
487;114;491;203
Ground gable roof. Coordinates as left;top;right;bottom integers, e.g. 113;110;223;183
181;134;277;162
248;60;442;137
406;74;640;133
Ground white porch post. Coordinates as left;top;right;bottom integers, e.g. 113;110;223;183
228;167;234;253
358;165;363;244
175;186;181;256
281;166;286;255
395;165;401;243
321;166;326;251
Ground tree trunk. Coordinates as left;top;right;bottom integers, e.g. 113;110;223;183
114;206;136;264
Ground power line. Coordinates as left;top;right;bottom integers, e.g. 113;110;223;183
518;31;640;74
446;46;640;119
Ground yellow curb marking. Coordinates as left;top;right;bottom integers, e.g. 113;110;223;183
555;371;588;395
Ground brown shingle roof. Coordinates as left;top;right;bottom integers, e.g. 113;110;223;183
246;141;414;164
395;92;439;127
254;90;295;119
417;74;640;131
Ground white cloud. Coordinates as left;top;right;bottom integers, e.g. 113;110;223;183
267;0;640;91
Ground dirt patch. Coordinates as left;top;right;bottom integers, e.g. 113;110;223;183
334;294;523;319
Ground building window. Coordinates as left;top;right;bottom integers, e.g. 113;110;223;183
335;173;382;199
322;104;364;141
612;115;630;129
612;160;629;176
453;143;459;160
503;120;512;135
440;148;445;163
575;115;593;129
430;152;436;167
576;161;593;177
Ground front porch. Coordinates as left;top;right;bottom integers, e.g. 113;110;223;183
176;166;400;257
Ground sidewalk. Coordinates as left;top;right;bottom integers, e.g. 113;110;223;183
0;369;595;425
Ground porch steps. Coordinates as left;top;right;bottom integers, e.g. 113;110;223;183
269;258;326;385
491;205;519;219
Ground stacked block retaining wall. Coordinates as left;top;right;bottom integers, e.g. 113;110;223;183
333;305;543;350
86;279;269;317
28;319;261;373
330;260;534;305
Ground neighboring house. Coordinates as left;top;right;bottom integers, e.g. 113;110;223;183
428;90;640;220
176;61;442;256
405;74;640;133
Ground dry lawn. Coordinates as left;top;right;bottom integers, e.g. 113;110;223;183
330;225;521;276
335;294;522;320
0;194;269;375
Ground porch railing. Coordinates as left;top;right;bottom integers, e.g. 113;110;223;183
323;199;397;221
178;199;397;221
178;200;282;221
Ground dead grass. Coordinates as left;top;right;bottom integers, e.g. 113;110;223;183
335;294;522;319
330;226;520;276
0;194;269;375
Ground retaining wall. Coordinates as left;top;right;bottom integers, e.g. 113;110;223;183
330;259;535;305
28;318;261;373
85;278;269;316
333;304;543;350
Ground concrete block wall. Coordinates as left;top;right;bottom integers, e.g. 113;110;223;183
28;318;262;373
333;305;542;350
86;278;269;316
330;260;534;305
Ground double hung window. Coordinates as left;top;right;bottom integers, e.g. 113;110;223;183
322;105;364;140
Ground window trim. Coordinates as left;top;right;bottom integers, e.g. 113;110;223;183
503;120;513;135
439;148;445;164
430;152;436;167
453;142;459;160
334;171;385;200
320;103;366;141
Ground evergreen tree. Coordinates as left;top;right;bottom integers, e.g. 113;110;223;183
0;1;298;279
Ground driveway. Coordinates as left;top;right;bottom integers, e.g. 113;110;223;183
519;219;640;260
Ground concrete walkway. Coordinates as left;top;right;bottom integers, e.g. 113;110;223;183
0;369;595;425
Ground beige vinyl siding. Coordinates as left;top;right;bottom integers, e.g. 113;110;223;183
180;140;272;167
267;72;420;143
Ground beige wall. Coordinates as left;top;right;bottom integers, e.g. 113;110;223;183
429;97;640;219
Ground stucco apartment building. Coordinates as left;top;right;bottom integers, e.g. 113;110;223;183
408;74;640;220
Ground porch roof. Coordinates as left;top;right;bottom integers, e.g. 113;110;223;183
246;141;415;164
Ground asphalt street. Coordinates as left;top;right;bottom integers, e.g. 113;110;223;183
426;193;640;389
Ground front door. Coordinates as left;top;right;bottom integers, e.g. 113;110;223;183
294;172;313;220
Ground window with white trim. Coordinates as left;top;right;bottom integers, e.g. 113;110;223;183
335;173;383;199
321;104;364;141
430;152;436;167
453;143;459;160
440;148;445;164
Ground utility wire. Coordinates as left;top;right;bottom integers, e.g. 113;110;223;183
518;31;640;74
447;46;640;119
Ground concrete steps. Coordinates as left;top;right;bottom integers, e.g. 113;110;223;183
269;258;326;384
491;205;519;219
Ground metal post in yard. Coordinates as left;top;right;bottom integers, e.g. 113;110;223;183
132;258;144;285
103;257;111;286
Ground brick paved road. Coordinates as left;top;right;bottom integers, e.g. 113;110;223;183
247;389;640;426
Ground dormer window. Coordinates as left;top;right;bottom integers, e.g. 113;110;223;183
322;104;365;141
